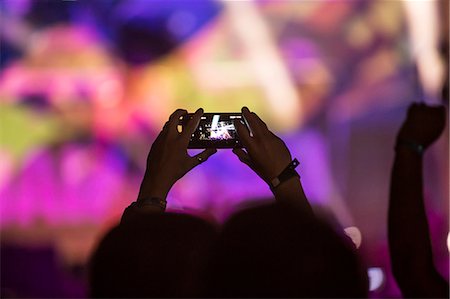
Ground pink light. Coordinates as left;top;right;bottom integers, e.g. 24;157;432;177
368;267;385;292
95;79;122;108
344;226;362;249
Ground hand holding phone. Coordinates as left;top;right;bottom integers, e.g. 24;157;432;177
232;107;292;184
232;107;312;213
138;108;217;201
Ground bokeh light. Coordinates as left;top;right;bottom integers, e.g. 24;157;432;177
368;267;385;292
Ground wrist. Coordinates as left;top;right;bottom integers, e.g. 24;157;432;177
394;146;423;161
135;197;167;212
138;188;169;201
268;158;300;190
138;176;172;201
271;176;302;197
395;138;425;156
272;176;312;214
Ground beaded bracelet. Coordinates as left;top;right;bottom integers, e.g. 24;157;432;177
136;197;167;211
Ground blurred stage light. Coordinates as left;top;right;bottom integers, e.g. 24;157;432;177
344;226;362;249
221;1;302;131
447;232;450;252
111;0;221;66
96;79;122;108
167;11;197;38
403;0;444;103
368;267;385;292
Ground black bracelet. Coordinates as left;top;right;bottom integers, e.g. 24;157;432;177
136;197;167;211
395;138;424;155
269;158;300;190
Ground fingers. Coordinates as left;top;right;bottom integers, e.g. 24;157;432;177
232;147;252;168
155;110;187;146
169;108;188;121
165;109;188;133
245;106;269;130
181;108;203;143
242;107;269;138
188;148;217;170
234;119;253;148
235;107;270;152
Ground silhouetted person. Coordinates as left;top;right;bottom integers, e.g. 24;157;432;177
205;202;368;298
204;107;368;297
90;107;369;297
89;211;217;298
89;109;217;297
389;103;449;298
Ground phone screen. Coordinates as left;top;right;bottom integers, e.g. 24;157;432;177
181;113;246;148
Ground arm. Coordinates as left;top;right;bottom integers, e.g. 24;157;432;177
388;103;448;298
233;107;313;215
122;108;217;219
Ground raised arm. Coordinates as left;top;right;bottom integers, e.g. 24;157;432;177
127;108;217;214
233;107;313;215
388;103;448;298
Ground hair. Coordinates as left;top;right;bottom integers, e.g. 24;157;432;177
205;203;369;298
89;212;217;298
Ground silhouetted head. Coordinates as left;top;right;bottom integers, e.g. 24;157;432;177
89;212;217;298
205;203;368;298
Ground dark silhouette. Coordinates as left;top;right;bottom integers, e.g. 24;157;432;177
89;108;217;298
205;202;369;298
389;103;449;298
89;107;368;298
89;205;217;298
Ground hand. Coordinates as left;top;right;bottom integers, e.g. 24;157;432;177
138;108;217;200
233;107;293;184
397;103;446;150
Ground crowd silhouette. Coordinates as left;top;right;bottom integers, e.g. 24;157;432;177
90;105;448;298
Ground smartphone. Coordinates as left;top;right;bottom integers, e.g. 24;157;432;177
180;113;249;149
